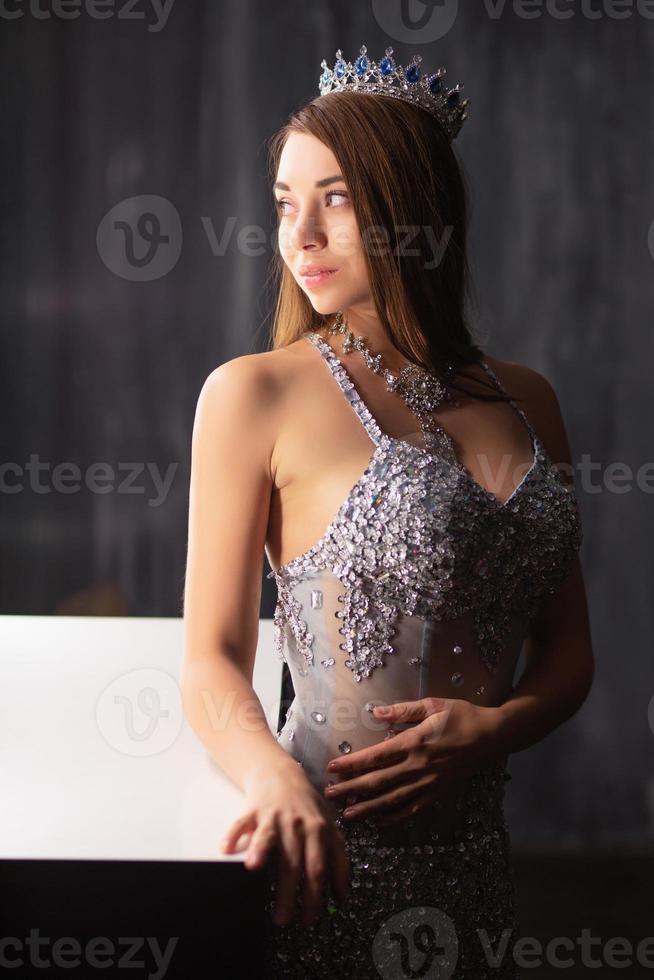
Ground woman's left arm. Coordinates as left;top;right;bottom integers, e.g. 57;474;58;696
492;555;594;756
487;363;595;755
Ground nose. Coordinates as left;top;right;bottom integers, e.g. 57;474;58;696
288;208;328;252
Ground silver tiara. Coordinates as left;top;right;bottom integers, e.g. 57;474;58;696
318;44;469;141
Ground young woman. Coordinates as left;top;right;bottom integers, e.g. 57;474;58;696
182;46;594;980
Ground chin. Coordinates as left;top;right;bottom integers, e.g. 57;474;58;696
304;292;345;315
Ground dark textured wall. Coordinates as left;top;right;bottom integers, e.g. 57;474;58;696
1;1;652;843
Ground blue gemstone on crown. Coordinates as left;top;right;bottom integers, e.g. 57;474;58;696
429;75;443;95
379;56;394;76
335;59;346;79
447;90;460;107
355;54;369;76
405;64;421;84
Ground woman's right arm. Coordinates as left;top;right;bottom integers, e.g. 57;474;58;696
180;353;349;926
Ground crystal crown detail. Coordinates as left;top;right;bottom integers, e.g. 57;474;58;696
319;44;469;140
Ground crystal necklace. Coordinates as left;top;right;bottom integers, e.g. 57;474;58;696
326;310;461;463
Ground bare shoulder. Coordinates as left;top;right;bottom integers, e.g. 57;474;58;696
192;343;309;475
482;353;575;472
199;346;286;402
482;352;556;404
196;343;307;421
193;351;281;458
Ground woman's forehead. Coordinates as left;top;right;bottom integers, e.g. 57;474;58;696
277;133;337;173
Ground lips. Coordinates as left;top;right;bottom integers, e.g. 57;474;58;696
298;266;337;276
299;267;339;287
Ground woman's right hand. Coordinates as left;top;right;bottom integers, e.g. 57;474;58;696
221;758;351;927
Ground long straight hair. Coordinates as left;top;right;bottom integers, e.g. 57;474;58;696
265;90;513;404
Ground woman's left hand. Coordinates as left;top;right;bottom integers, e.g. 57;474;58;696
322;697;507;826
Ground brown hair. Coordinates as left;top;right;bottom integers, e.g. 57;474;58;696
264;89;514;404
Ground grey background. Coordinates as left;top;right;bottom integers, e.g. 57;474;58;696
1;1;652;844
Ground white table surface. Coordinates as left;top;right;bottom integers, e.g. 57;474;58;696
0;615;282;863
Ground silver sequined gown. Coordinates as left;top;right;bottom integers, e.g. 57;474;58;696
261;332;583;979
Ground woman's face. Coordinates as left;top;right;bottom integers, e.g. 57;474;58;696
273;132;371;315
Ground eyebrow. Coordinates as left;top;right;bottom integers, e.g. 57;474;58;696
273;175;345;191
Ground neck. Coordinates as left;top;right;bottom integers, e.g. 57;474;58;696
323;309;412;374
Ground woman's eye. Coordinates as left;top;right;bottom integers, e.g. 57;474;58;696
274;190;349;215
326;191;349;206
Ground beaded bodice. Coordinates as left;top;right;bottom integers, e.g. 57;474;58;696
266;331;583;797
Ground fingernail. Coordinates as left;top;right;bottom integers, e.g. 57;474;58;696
375;705;391;715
